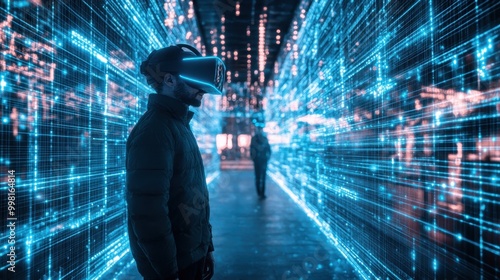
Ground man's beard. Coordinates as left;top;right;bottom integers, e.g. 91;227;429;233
174;82;202;107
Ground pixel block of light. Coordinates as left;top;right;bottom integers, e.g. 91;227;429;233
0;1;221;279
267;0;500;279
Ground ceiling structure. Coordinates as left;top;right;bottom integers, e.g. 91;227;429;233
193;0;302;87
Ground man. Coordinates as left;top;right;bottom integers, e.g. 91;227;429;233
126;44;225;280
250;126;271;198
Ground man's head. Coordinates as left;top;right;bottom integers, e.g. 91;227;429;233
255;125;265;136
140;44;226;107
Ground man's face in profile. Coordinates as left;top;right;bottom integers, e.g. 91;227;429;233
174;78;205;107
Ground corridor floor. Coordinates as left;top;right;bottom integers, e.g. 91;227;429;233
111;170;358;280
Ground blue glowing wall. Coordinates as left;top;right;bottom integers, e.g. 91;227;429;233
267;0;500;279
0;1;220;279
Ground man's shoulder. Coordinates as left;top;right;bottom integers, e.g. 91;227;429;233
128;112;176;143
139;109;178;127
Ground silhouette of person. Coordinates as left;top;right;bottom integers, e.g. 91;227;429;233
126;44;225;280
250;126;271;198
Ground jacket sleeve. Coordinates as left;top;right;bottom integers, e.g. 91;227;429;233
206;190;214;252
208;222;214;252
126;125;178;278
249;137;256;160
266;140;272;160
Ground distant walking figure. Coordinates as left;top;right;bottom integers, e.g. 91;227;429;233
250;127;271;198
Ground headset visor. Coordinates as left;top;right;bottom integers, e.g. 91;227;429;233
179;56;226;95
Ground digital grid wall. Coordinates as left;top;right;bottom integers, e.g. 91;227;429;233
267;0;499;279
0;1;222;279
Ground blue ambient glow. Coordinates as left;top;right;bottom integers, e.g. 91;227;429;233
266;0;500;279
1;0;499;279
0;1;220;279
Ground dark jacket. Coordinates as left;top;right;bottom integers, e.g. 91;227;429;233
126;94;214;279
250;134;271;162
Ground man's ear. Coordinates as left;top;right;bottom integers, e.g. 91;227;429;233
163;73;177;88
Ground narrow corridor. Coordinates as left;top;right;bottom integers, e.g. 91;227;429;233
111;170;357;280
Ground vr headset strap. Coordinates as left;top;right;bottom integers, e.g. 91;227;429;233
177;44;202;56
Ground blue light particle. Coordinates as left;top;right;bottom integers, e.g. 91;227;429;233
0;78;6;90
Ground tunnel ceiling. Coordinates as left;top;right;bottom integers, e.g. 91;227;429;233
193;0;302;85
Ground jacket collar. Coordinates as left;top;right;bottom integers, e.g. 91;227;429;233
147;94;194;124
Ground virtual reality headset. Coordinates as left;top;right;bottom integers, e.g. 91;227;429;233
180;55;226;95
140;44;226;95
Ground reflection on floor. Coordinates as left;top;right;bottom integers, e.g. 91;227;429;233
108;170;357;280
